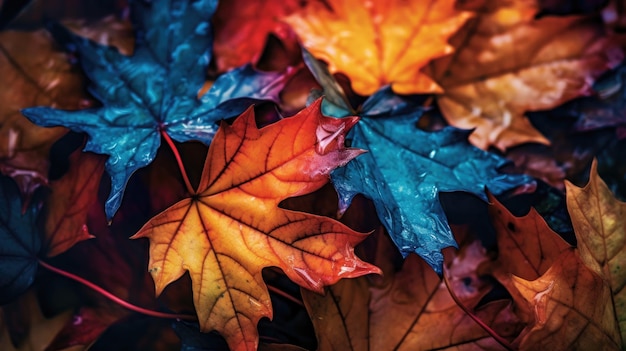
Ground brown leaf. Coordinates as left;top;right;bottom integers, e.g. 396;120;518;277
0;289;81;351
0;16;132;198
511;249;622;350
63;15;134;56
0;29;89;197
430;0;623;150
302;232;523;350
566;159;626;344
487;192;570;281
44;150;106;257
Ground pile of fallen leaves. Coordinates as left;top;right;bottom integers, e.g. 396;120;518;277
1;0;625;350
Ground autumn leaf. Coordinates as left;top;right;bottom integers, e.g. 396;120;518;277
300;51;532;272
430;0;623;150
43;149;106;257
0;29;89;197
213;0;304;72
511;249;622;350
63;15;135;56
23;0;290;219
487;192;570;280
0;290;80;351
566;159;626;343
302;232;522;350
564;63;626;133
0;174;41;304
132;100;380;351
285;0;473;96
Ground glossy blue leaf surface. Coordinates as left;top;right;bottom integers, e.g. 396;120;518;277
0;175;40;304
22;0;286;219
302;52;532;272
332;116;532;272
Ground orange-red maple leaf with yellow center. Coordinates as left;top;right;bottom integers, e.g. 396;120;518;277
285;0;472;96
132;99;380;351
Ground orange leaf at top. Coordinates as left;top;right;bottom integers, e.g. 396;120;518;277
132;99;380;351
430;0;623;150
285;0;472;96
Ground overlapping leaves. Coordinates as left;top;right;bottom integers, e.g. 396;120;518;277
132;100;380;351
301;52;532;272
22;0;289;219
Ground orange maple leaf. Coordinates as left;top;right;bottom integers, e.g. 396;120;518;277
132;99;380;351
285;0;472;96
429;0;623;150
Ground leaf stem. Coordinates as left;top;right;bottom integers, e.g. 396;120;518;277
160;130;195;195
38;259;196;321
443;272;516;351
267;285;304;307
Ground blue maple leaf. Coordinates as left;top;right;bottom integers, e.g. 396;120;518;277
303;50;533;272
23;0;287;219
0;175;40;304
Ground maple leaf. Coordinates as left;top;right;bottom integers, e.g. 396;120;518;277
301;51;532;272
429;0;623;150
487;192;571;280
22;0;290;219
43;149;105;257
301;231;523;350
511;249;622;350
212;0;304;72
566;159;626;344
485;192;571;322
285;0;473;96
131;100;380;351
0;174;41;304
0;29;90;197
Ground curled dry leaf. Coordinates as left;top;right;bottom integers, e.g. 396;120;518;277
430;0;623;150
0;29;89;197
285;0;472;96
566;159;626;343
132;100;380;351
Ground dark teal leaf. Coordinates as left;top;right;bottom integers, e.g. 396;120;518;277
22;0;287;219
302;52;530;272
0;175;40;304
331;116;533;273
